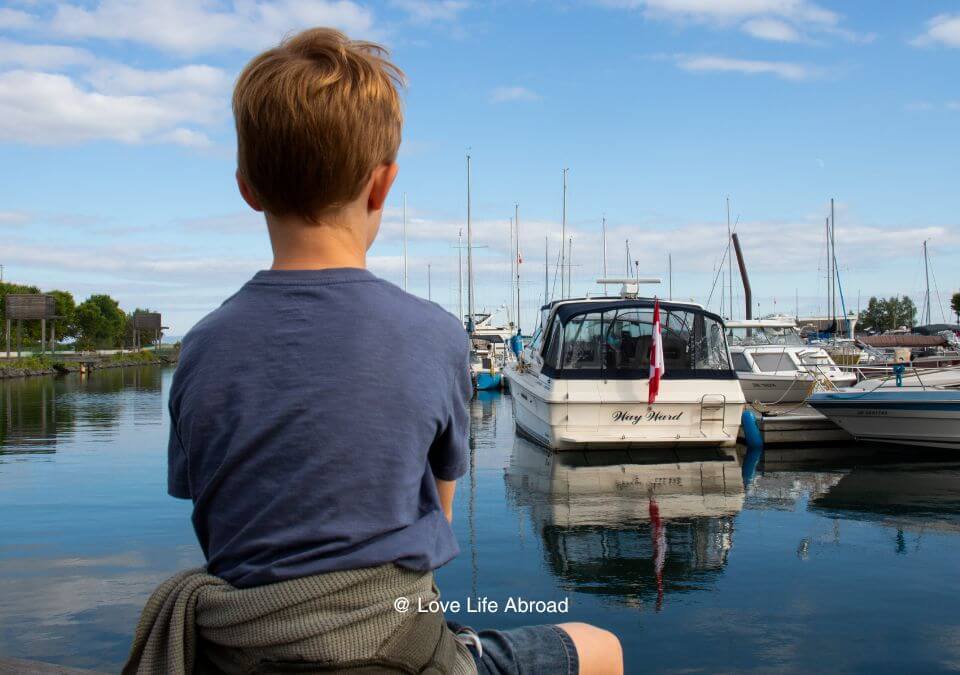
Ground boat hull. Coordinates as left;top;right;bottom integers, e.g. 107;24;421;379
737;373;814;404
506;366;744;451
807;391;960;450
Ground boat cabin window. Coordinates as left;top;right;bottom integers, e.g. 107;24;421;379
529;308;550;353
727;325;803;347
731;352;751;372
751;352;798;372
543;306;732;377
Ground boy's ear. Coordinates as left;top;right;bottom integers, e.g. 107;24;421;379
236;170;264;212
367;162;399;213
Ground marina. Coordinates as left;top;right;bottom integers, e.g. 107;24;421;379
3;368;960;673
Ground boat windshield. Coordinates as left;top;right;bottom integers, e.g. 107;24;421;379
542;305;732;378
727;325;803;347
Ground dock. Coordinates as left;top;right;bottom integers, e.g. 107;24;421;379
741;403;851;446
0;657;104;674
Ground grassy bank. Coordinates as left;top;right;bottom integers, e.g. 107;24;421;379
0;348;179;379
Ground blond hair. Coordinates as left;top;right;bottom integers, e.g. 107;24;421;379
233;28;404;220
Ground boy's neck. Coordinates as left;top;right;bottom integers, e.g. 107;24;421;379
267;213;369;271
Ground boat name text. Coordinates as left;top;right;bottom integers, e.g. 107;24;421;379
612;410;684;424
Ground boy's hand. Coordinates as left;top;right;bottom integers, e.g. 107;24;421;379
435;478;456;523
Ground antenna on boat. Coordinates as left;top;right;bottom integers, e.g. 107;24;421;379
601;215;607;293
597;277;661;299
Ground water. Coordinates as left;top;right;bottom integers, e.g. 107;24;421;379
1;368;959;674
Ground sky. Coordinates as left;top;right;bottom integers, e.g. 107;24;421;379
1;0;958;336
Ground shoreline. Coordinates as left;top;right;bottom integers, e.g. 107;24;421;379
0;350;179;379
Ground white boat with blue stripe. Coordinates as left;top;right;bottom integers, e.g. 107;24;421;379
807;385;960;450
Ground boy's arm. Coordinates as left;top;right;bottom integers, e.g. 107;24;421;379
428;333;472;522
435;479;456;523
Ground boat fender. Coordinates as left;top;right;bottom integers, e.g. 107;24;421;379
740;410;763;484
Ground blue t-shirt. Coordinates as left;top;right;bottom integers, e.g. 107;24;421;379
167;268;471;588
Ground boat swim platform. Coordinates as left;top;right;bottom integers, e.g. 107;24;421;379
741;403;852;446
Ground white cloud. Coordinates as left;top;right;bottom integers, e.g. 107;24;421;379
741;17;802;42
83;63;229;96
0;70;217;146
390;0;470;24
31;0;379;55
641;0;836;25
0;39;96;69
674;54;815;81
912;13;960;48
595;0;871;44
490;86;541;103
0;211;30;226
0;7;35;29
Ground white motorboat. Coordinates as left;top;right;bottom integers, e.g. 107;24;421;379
503;279;745;450
727;319;857;404
807;378;960;450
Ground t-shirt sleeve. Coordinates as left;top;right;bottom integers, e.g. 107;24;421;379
428;336;471;481
167;402;191;500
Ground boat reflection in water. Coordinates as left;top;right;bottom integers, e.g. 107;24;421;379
504;437;744;610
811;461;960;535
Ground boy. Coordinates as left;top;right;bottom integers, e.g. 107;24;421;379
136;27;622;675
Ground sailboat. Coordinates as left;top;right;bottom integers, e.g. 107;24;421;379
463;154;505;391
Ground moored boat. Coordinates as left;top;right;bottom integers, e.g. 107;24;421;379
807;388;960;450
727;319;856;404
504;279;745;450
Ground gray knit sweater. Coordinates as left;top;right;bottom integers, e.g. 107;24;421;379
123;564;477;675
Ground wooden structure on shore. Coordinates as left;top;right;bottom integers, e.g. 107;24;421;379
4;294;60;357
131;311;164;351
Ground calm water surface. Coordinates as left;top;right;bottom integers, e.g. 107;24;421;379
1;367;959;673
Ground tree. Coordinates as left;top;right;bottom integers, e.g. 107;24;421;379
858;295;917;332
46;289;77;341
952;292;960;325
75;294;126;350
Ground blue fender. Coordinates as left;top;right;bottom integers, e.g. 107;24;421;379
740;409;763;484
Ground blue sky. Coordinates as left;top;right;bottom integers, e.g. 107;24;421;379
1;0;958;335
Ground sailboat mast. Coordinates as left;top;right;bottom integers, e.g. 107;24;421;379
515;203;521;334
924;239;931;325
508;216;514;327
830;197;836;324
466;155;474;333
544;236;549;305
458;229;464;323
726;196;732;320
561;169;568;298
402;193;408;291
825;216;831;327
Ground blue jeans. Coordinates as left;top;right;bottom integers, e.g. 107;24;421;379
449;622;579;675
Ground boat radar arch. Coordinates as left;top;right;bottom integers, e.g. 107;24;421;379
596;277;661;298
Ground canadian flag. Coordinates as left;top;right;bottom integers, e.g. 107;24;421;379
648;298;665;406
